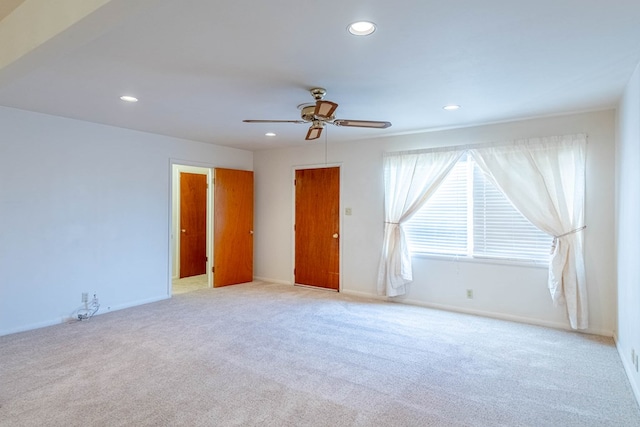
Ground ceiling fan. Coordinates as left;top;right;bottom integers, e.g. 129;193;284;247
243;87;392;141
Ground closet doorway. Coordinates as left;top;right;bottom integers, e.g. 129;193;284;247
172;164;211;294
294;166;340;291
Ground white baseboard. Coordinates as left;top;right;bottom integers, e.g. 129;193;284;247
0;295;171;338
402;297;612;336
0;318;68;337
340;288;612;337
615;338;640;408
101;295;170;315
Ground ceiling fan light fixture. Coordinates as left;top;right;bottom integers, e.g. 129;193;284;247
348;21;376;36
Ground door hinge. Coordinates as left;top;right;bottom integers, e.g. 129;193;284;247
294;179;296;185
294;224;296;231
205;256;208;262
294;268;296;276
212;267;215;273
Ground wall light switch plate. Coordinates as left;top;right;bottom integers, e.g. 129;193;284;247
345;207;352;216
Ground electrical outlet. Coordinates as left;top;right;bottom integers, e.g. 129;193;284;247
466;289;473;299
81;293;88;303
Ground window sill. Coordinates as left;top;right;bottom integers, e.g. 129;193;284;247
411;252;549;269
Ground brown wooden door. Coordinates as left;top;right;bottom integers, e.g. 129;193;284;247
295;167;340;290
214;168;254;287
179;172;208;278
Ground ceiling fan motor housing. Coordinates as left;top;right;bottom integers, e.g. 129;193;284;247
301;105;322;122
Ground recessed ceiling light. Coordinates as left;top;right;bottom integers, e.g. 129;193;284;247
348;21;376;36
443;104;461;111
265;132;276;137
120;95;138;102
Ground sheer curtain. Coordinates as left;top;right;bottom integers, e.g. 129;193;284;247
470;134;587;329
377;149;464;297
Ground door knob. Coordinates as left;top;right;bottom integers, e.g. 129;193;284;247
250;230;254;234
333;233;339;238
181;229;186;233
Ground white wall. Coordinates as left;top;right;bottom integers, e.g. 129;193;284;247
0;106;252;336
616;62;640;402
254;110;616;335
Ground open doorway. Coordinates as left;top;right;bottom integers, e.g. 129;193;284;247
171;164;212;294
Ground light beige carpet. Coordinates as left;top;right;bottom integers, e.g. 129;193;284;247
172;274;208;294
1;282;639;426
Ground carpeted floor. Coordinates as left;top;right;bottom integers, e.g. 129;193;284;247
172;274;209;294
1;282;638;426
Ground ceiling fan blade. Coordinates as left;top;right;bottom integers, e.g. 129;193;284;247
333;119;392;129
305;125;323;141
314;100;338;119
243;119;306;124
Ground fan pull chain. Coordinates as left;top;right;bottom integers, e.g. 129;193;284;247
324;126;328;164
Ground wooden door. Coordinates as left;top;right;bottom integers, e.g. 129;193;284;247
214;168;254;287
179;172;208;278
295;167;340;290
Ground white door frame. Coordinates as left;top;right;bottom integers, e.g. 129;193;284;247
169;161;214;294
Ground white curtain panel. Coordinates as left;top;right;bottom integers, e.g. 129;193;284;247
377;149;464;297
471;134;587;329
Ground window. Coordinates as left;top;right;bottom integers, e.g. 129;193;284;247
404;154;552;264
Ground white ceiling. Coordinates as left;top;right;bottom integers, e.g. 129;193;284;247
1;0;640;151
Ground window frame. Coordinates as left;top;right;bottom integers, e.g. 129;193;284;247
404;154;551;269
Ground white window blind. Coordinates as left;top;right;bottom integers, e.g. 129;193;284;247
404;155;552;264
472;163;552;263
403;157;468;256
